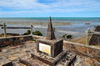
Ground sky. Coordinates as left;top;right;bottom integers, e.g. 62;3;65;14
0;0;100;17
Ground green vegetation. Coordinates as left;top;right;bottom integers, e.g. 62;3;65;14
32;31;43;36
24;30;31;35
33;39;36;42
67;35;72;39
62;34;73;40
24;30;43;36
91;45;100;47
62;34;67;37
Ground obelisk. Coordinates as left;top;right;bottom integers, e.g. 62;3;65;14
37;16;63;57
46;16;56;40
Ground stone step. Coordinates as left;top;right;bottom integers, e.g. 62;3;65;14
13;62;26;66
56;52;76;66
31;50;67;66
19;58;39;66
12;59;26;66
19;55;49;66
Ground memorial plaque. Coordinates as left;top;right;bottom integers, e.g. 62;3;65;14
39;43;51;55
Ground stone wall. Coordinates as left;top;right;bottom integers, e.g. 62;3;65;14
0;35;100;65
0;35;44;49
32;35;44;40
64;41;100;66
0;35;33;48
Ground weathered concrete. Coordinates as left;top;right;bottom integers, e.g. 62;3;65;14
31;50;67;66
64;41;100;66
0;41;36;65
89;25;100;45
86;28;91;45
56;52;76;66
0;40;75;66
30;25;33;35
37;38;63;57
0;35;100;66
0;35;33;48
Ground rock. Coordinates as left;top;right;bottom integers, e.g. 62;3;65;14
2;49;7;52
84;58;93;64
93;60;100;66
7;56;18;61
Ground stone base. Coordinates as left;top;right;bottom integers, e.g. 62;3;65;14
31;50;67;66
37;38;63;57
56;52;76;66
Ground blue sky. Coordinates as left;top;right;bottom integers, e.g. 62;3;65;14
0;0;100;17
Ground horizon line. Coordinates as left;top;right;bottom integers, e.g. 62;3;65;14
0;17;100;18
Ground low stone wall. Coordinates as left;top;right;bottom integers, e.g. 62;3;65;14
64;41;100;66
0;35;44;49
0;35;100;65
0;35;33;48
32;35;44;40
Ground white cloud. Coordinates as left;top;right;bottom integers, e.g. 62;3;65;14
0;0;100;16
0;0;100;10
0;0;49;10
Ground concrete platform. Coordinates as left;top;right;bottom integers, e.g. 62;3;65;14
31;50;67;66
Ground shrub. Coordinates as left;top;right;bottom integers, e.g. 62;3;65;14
26;30;31;34
54;27;56;32
67;35;72;39
62;34;73;40
24;30;31;35
62;34;67;37
33;39;36;42
32;31;43;36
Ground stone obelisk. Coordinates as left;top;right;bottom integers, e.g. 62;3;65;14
37;16;63;57
46;16;56;40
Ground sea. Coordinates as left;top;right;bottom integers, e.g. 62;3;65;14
0;17;100;38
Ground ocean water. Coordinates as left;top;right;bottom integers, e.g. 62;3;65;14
0;17;100;22
0;17;100;38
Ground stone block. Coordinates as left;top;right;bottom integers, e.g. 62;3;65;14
31;50;67;66
84;58;93;64
0;35;33;48
37;38;63;57
78;46;88;54
87;48;100;58
94;61;100;66
7;55;18;61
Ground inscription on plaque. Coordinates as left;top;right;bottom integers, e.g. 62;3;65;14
39;43;51;55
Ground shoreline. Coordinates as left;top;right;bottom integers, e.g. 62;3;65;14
0;21;72;26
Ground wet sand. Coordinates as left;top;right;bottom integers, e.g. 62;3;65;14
0;22;73;38
0;21;71;26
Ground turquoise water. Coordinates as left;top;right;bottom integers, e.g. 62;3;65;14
0;17;100;25
0;17;100;19
0;17;100;22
